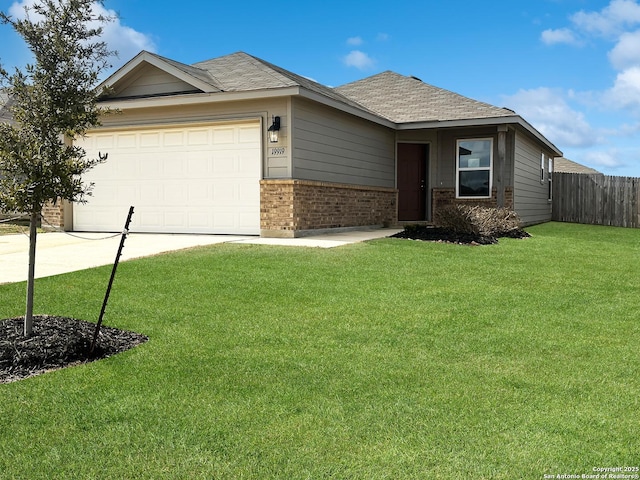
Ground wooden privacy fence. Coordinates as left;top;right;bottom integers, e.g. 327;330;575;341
552;172;640;228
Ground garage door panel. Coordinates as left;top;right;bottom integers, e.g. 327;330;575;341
162;156;183;176
239;126;260;143
117;157;138;177
74;206;124;231
95;135;114;149
74;122;261;234
187;155;210;175
164;131;184;146
213;128;234;144
140;132;160;147
188;129;210;145
140;157;161;176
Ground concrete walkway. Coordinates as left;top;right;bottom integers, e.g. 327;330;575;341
0;228;401;284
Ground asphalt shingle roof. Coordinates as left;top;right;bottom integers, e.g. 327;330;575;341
113;52;518;126
335;71;515;124
554;157;602;175
191;52;368;111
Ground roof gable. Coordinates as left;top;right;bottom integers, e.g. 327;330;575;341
101;51;222;99
335;71;514;123
112;63;204;98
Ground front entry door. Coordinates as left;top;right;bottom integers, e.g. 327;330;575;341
397;143;429;221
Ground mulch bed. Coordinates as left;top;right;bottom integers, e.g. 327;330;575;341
390;225;531;245
0;315;148;384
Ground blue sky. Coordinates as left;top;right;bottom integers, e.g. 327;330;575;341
2;0;640;177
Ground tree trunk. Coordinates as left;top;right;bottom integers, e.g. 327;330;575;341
24;211;38;337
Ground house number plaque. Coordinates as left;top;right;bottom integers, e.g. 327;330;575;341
270;147;286;156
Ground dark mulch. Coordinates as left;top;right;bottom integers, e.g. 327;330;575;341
390;225;531;245
0;315;148;384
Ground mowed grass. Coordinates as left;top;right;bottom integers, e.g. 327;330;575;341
0;222;638;479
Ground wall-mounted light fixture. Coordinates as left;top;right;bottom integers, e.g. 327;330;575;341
267;115;281;143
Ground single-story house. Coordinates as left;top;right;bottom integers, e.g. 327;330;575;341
41;51;562;236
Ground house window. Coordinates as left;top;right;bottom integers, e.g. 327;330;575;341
548;156;553;201
540;153;545;184
457;138;492;198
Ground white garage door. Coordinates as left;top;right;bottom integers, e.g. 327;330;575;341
73;121;261;234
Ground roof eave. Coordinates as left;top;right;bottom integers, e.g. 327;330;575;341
97;85;398;129
397;115;562;156
97;86;302;109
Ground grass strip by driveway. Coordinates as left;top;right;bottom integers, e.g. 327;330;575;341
0;222;638;479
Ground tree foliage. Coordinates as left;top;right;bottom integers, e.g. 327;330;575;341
0;0;116;336
0;0;114;214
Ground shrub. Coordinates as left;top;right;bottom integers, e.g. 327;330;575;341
434;205;523;238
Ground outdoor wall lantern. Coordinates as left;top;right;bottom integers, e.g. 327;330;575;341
267;115;281;143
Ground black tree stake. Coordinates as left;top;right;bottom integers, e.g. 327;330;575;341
90;206;135;355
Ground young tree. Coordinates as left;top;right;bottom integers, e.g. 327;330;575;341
0;0;114;336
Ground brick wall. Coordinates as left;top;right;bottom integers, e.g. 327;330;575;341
41;200;65;230
261;179;397;237
432;187;514;216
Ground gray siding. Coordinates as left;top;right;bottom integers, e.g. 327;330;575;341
513;130;553;225
291;97;395;188
115;64;200;98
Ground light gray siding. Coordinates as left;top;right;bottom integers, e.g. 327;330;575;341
115;64;200;98
291;97;395;188
514;130;553;225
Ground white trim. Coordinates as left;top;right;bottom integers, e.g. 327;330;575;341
456;137;493;199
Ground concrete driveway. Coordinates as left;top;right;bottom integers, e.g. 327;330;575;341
0;228;401;284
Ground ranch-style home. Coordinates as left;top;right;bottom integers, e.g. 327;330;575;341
41;51;562;237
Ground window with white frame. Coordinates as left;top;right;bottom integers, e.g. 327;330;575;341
548;156;553;201
457;138;493;198
540;153;545;183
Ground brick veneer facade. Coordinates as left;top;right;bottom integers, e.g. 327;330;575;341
260;179;398;237
41;200;65;230
432;187;514;215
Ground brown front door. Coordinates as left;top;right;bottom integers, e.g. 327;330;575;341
397;143;429;221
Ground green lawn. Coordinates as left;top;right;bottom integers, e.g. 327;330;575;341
0;222;638;479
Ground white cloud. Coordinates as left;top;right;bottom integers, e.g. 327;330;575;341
541;28;580;45
343;50;375;70
346;36;363;46
502;87;599;148
571;0;640;37
8;0;155;68
582;149;626;168
608;30;640;69
604;66;640;109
